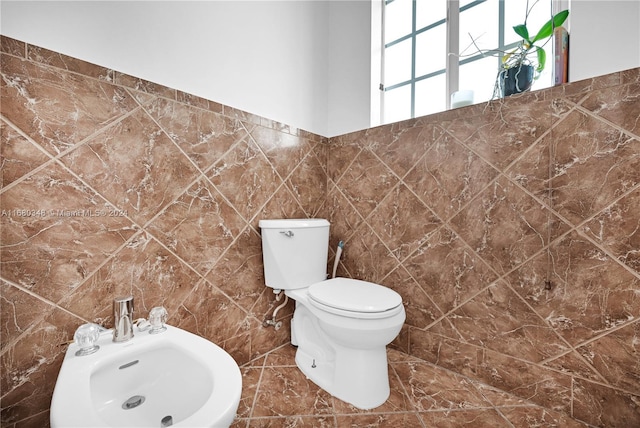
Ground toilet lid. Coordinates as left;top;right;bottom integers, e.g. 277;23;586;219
308;278;402;313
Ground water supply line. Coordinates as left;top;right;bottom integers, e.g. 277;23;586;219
264;290;288;330
332;241;344;279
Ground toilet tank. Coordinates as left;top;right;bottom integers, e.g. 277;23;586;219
259;219;330;290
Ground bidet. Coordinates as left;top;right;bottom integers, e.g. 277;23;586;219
51;324;242;428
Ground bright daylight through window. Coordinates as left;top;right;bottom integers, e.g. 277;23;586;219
383;0;562;124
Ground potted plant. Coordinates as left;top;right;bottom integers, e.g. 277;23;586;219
498;7;569;97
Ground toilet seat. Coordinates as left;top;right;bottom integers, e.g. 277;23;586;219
307;278;403;319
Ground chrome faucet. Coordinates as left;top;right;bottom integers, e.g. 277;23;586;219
113;296;134;342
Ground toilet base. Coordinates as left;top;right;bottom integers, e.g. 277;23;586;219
295;344;390;410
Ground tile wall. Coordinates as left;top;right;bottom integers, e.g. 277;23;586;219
0;36;324;426
1;35;639;427
327;69;640;426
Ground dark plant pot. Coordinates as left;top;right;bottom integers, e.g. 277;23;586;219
499;64;534;97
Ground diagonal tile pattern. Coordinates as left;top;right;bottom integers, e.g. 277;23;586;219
0;36;322;425
1;35;639;427
328;69;640;426
232;345;589;427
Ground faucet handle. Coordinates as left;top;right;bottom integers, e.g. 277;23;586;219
148;306;168;334
74;323;101;356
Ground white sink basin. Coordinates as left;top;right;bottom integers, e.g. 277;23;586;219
51;324;242;428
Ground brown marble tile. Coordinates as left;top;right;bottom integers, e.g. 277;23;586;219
405;132;500;221
247;416;336;427
251;366;333;417
311;139;328;175
574;320;640;392
339;221;398;283
507;231;640;345
207;138;282;222
418;409;510;427
223;106;264;129
580;80;640;136
621;67;640;84
499;405;590;427
475;349;573;413
392;361;493;412
115;73;177;99
542;351;607;384
425;317;464;340
407;328;480;372
284;150;327;218
253;184;307;231
263;344;297;367
236;367;262;419
0;281;53;353
249;125;311;179
449;281;570;362
236;317;292;364
505;130;555;204
551;72;622;101
145;97;248;171
0;162;137;302
334;149;399;219
0;308;81;425
471;380;535;407
223;324;289;368
0;36;26;57
447;100;556;170
176;90;222;112
60;108;200;225
583;188;640;274
545;110;640;226
173;278;250;346
147;178;246;275
0;121;51;189
382;266;443;330
6;409;51;428
58;233;200;326
0;53;139;155
572;378;640;427
326;181;364;248
205;227;266;314
367;118;445;178
336;413;423;427
403;226;498;314
450;175;568;275
366;183;441;261
26;44;113;81
326;133;363;183
388;347;423;363
408;328;575;413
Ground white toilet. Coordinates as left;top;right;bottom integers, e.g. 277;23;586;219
259;218;406;409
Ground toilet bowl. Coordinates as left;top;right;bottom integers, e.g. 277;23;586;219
259;219;406;409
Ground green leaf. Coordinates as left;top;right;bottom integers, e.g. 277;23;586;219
532;10;569;43
513;24;530;41
535;47;546;72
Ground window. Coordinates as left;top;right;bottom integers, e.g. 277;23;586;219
382;0;558;123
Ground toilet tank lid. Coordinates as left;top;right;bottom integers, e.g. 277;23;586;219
308;278;402;313
259;219;329;229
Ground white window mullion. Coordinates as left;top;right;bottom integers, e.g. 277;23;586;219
446;0;460;110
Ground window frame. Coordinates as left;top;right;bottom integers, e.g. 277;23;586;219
380;0;558;123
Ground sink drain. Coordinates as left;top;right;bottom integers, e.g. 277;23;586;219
122;395;145;410
161;415;173;427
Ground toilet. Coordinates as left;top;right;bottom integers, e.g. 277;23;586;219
259;218;406;409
